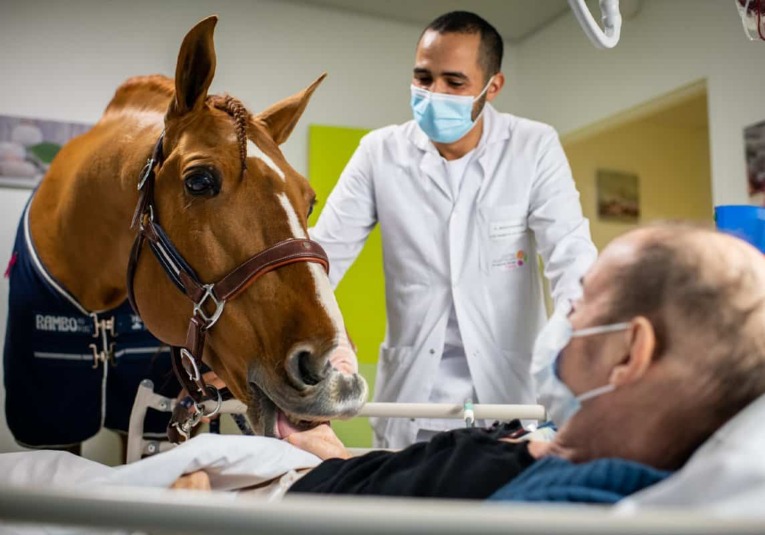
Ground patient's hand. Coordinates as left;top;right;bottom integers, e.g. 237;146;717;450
527;440;554;458
286;424;351;460
171;470;211;491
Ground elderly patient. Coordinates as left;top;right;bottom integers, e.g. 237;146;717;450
176;224;765;501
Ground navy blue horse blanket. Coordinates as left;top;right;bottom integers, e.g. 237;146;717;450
3;201;179;448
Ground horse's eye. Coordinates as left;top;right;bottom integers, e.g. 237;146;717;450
308;199;316;218
184;170;220;197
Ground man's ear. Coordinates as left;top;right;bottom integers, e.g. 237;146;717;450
608;317;655;387
486;72;505;102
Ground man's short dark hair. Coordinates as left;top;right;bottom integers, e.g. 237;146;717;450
422;11;504;80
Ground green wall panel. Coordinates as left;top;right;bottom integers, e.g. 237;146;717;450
308;124;385;447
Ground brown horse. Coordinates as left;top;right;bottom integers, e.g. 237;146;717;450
22;16;367;440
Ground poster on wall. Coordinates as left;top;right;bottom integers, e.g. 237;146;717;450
0;115;91;189
746;120;765;206
596;169;640;223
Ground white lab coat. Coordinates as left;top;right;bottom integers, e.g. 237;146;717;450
311;105;597;448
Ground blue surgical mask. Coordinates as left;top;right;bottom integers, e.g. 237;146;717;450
410;77;493;144
531;305;630;427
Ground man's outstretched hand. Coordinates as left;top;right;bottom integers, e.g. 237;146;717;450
286;424;351;460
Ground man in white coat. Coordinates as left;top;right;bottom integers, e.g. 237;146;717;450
311;11;598;448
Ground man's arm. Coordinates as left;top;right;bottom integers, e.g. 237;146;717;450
528;129;598;307
286;424;351;460
309;136;377;289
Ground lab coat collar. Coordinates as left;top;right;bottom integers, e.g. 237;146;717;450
409;105;512;201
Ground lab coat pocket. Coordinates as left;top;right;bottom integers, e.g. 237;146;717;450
480;204;530;274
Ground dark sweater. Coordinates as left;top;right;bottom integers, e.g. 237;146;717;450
289;422;536;499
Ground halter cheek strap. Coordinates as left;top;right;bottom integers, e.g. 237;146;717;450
127;132;330;443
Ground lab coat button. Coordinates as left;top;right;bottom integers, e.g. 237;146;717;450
429;348;435;355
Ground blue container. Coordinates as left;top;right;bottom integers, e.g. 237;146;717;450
714;205;765;253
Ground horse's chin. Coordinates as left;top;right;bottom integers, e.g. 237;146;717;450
247;382;326;439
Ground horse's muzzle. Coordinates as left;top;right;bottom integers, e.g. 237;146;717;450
247;356;368;439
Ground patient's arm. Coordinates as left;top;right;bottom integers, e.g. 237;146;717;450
286;424;351;460
171;470;211;491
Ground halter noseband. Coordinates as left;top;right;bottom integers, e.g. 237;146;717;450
127;133;330;442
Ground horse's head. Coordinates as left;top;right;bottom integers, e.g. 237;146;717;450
131;16;367;437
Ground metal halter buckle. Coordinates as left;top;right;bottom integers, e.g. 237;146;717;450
137;157;154;191
193;284;226;327
179;348;201;382
172;417;195;442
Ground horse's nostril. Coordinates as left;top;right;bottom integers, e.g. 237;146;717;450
286;346;332;390
294;349;330;387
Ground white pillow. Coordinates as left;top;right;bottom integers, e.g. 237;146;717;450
616;393;765;517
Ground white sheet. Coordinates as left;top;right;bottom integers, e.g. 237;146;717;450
0;434;321;534
1;434;320;492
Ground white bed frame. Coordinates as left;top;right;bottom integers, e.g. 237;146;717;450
127;379;548;462
0;484;762;535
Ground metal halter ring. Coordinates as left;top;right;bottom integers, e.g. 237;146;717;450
193;284;226;327
196;385;223;419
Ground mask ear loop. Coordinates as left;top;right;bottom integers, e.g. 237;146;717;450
571;322;630;338
569;322;631;404
576;383;616;403
473;76;494;102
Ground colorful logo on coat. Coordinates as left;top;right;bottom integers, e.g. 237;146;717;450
491;250;528;271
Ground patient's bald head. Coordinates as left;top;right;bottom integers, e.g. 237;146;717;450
605;225;765;406
556;224;765;469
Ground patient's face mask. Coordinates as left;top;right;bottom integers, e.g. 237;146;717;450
410;77;493;144
531;306;630;427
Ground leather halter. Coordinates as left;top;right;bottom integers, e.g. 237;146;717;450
127;133;330;442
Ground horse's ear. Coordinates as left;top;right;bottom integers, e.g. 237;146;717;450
255;73;326;145
170;16;218;116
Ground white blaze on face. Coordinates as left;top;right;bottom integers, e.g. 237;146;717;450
247;139;286;181
276;193;357;375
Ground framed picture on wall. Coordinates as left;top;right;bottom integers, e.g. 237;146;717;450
0;115;91;189
745;120;765;205
596;169;640;223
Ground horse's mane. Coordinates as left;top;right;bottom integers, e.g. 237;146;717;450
107;75;249;174
209;94;248;174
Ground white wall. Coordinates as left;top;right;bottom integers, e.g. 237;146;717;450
512;0;765;207
0;0;522;460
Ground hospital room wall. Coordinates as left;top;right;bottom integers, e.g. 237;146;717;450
512;0;765;208
0;0;520;461
563;94;713;251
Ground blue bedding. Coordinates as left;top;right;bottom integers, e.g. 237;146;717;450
488;455;671;504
